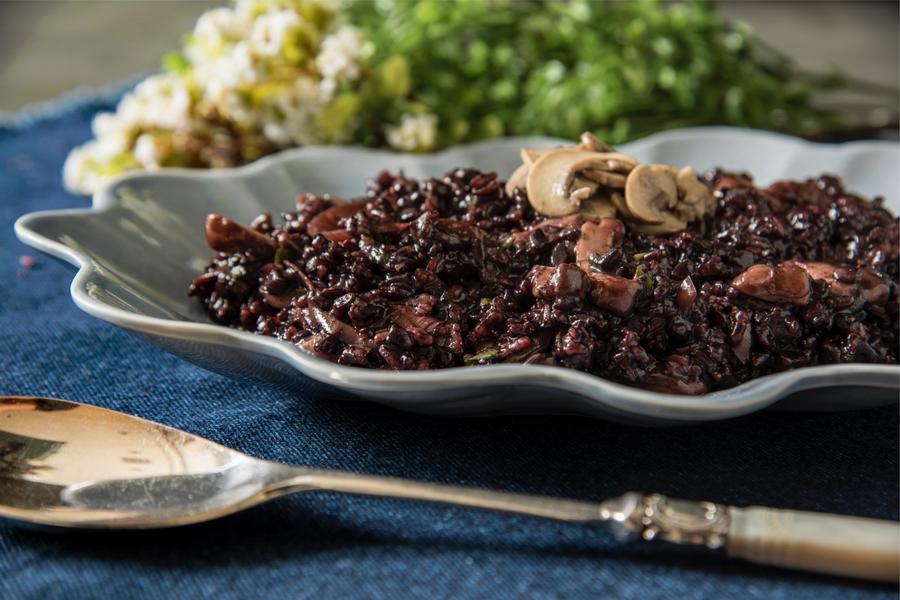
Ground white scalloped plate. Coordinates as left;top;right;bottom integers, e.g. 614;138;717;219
15;127;900;425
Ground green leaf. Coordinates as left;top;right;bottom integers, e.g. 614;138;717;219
162;51;190;74
376;55;411;99
319;93;362;140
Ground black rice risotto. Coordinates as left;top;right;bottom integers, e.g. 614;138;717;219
189;168;899;394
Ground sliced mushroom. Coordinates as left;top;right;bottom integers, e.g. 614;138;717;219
580;196;617;220
676;276;697;313
675;166;715;220
575;218;624;271
787;260;856;300
526;148;629;217
520;147;546;165
624;164;679;225
578;131;616;153
587;272;641;316
609;191;636;220
581;168;628;188
731;263;811;305
593;153;639;173
527;263;589;299
511;134;711;236
629;214;689;235
504;214;584;247
307;201;366;236
858;269;889;305
569;175;600;204
205;214;277;256
504;162;530;196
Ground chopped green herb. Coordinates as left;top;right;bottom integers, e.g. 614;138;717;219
274;247;294;264
634;264;654;289
463;346;500;364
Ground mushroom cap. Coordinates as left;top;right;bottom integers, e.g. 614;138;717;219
526;148;636;217
504;162;530;196
624;164;678;224
520;147;546;166
580;196;617;220
675;166;715;219
578;131;616;153
581;168;628;188
570;176;600;204
609;191;635;220
630;213;688;235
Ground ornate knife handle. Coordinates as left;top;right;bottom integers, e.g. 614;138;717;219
616;493;899;584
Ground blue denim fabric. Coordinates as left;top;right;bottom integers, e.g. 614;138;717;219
0;92;897;600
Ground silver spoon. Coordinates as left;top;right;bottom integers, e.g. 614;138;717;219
0;396;896;583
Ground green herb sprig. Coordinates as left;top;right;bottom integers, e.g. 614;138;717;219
347;0;866;147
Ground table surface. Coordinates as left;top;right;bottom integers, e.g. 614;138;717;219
0;86;898;599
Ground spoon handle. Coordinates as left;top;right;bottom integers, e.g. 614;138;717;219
274;468;616;524
727;506;899;583
273;468;899;583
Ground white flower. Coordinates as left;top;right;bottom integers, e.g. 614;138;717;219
319;78;337;101
134;134;161;170
267;77;326;145
250;9;302;56
262;122;291;145
194;41;261;97
118;74;193;130
62;146;97;195
91;112;122;138
317;26;363;82
385;113;439;152
233;0;264;24
62;0;376;195
194;7;244;41
88;113;130;158
187;7;246;62
207;86;259;130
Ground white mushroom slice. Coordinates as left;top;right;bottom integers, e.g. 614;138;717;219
630;213;688;235
580;196;617;220
526;148;627;216
520;147;546;166
602;159;637;174
624;164;678;224
581;168;628;188
594;152;639;173
673;202;702;223
504;162;530;196
578;131;616;153
610;191;636;220
570;176;600;204
676;166;715;219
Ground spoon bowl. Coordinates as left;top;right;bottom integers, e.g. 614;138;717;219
0;396;292;527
